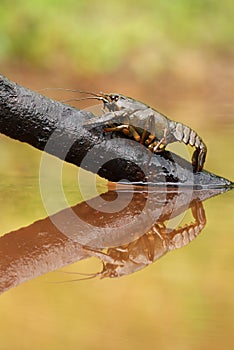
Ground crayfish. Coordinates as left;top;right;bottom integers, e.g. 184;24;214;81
81;92;207;172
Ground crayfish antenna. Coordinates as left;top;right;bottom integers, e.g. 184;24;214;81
36;87;81;93
61;96;105;103
78;91;110;103
36;88;109;103
78;90;106;98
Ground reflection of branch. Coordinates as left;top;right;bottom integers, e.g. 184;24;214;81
0;218;92;294
0;74;232;187
0;187;228;294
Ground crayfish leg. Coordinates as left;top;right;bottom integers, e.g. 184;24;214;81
128;125;141;142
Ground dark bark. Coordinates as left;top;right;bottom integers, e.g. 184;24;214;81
0;74;232;188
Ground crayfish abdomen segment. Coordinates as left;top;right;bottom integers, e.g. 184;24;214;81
168;121;207;171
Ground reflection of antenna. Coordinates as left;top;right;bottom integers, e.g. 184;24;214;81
52;270;101;283
53;275;98;283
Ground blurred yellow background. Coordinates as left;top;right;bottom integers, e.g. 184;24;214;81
0;1;234;349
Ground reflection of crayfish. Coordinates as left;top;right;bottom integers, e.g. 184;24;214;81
67;200;206;280
81;92;207;172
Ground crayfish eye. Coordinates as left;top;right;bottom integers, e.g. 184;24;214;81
110;94;120;102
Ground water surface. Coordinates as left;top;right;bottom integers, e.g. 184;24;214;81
0;100;233;350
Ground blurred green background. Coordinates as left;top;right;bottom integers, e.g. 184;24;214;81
1;0;234;74
0;1;234;350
